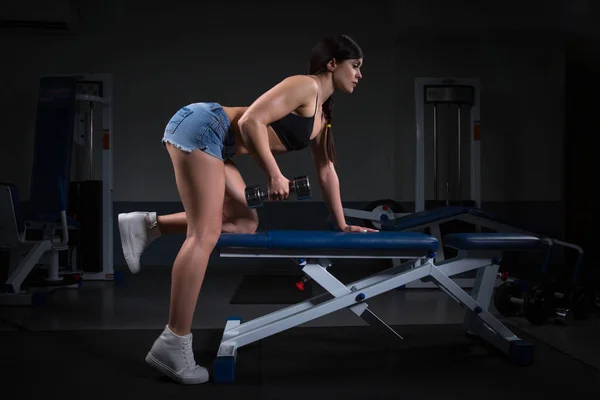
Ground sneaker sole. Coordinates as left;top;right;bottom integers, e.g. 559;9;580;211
117;213;140;274
145;353;209;384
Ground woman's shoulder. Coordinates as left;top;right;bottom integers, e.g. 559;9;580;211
278;74;319;92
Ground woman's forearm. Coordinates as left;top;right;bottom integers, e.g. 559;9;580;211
319;168;348;231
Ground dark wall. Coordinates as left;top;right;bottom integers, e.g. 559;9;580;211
564;33;600;285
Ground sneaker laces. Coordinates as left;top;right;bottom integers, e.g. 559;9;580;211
181;337;197;371
146;214;161;242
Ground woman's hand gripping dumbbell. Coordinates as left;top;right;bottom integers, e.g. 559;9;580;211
245;175;312;208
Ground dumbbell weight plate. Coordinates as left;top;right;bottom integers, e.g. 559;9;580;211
494;281;523;317
523;286;553;325
245;184;265;209
292;176;311;200
554;307;574;325
567;284;594;319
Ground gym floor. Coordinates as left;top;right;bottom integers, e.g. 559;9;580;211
2;260;600;398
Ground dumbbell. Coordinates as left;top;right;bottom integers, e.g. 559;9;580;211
525;285;575;325
245;175;311;209
494;281;572;325
537;282;595;320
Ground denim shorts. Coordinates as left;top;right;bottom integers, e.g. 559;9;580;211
161;102;235;161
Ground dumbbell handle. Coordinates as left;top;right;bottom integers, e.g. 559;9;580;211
509;296;524;305
245;175;311;209
249;177;308;199
508;291;564;304
253;182;299;200
510;294;573;324
273;180;300;194
554;307;573;325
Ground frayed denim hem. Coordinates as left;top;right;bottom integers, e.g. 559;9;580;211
162;137;226;162
162;138;195;153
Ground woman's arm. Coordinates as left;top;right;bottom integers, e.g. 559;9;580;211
239;75;319;198
310;126;378;232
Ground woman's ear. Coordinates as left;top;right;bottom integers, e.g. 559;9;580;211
326;58;337;72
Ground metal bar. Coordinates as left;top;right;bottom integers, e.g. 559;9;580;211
457;104;462;200
360;308;404;340
223;258;423;339
433;103;438;200
302;262;404;340
430;266;519;340
220;266;431;349
89;101;94;180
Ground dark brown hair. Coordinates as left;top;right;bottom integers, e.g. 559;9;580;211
308;34;363;165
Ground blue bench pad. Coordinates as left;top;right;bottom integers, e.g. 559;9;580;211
217;230;439;252
466;208;517;227
382;206;521;232
382;206;470;231
443;233;542;250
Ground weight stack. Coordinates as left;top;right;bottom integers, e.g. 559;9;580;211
69;180;103;273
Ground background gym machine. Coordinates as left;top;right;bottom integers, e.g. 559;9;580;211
343;78;481;227
415;78;481;212
0;74;117;305
66;74;115;281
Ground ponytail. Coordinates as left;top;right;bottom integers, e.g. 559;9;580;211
322;97;336;166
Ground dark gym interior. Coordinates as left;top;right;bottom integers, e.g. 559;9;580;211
1;1;600;398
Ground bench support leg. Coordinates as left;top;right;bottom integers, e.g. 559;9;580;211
213;248;535;383
429;261;534;366
213;257;432;383
301;260;403;341
3;240;52;294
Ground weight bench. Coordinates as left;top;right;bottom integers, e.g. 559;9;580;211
375;205;583;289
210;229;543;384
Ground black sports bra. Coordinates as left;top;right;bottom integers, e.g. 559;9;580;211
270;95;318;151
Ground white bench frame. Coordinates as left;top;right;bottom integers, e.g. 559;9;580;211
211;240;533;383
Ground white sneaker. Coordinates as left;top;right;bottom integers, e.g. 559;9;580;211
145;325;210;384
118;211;161;274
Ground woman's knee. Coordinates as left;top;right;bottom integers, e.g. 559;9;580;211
186;225;222;248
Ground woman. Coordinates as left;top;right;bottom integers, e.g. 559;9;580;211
118;34;377;384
